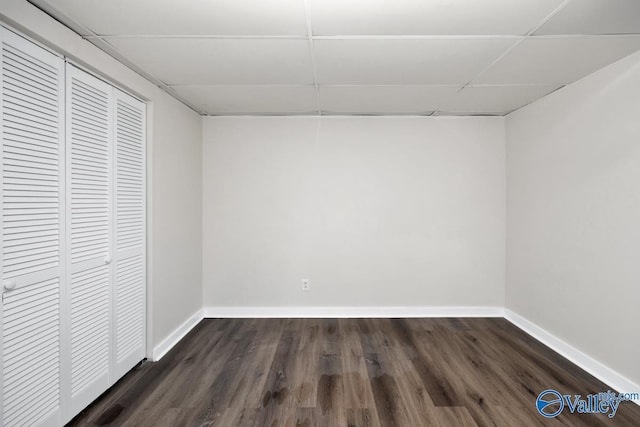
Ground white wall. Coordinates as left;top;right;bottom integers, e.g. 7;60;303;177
151;88;202;346
0;0;203;352
203;116;505;309
506;50;640;386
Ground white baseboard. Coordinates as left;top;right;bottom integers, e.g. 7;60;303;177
505;309;640;404
152;309;203;361
203;306;504;318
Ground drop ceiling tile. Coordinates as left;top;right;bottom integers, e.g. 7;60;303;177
319;85;459;113
438;84;561;114
314;39;517;85
310;0;564;35
172;85;318;114
42;0;308;35
535;0;640;35
106;38;314;85
476;36;640;84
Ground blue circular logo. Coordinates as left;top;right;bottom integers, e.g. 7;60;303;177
536;389;564;418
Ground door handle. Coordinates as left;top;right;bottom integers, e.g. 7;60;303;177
104;255;112;265
3;280;16;291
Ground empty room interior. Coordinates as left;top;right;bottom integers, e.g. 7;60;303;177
1;0;640;425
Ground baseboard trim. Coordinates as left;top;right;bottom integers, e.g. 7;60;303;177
152;309;203;361
203;306;504;318
505;309;640;404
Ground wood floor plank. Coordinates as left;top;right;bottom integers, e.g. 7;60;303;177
289;319;321;408
410;329;465;408
340;319;376;411
363;352;414;427
255;329;301;426
68;318;640;427
316;352;346;425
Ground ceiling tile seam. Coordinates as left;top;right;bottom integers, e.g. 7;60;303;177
205;112;320;117
524;0;574;37
96;35;528;41
528;33;640;39
302;0;321;115
205;112;509;117
93;35;308;39
205;113;452;117
318;83;461;88
430;86;461;116
454;40;522;94
460;83;563;88
321;112;436;116
168;84;318;88
460;0;574;90
168;84;462;91
312;35;525;40
314;34;640;40
93;34;640;41
426;92;452;117
166;83;564;89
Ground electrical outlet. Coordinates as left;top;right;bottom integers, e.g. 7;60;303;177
302;279;310;291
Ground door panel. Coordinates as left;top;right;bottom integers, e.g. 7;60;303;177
65;64;113;416
113;90;146;379
1;27;64;427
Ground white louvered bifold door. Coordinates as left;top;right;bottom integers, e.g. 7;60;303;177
0;27;64;427
112;90;146;380
65;64;113;417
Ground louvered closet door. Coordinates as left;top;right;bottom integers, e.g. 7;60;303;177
0;27;64;427
112;90;146;380
65;64;113;416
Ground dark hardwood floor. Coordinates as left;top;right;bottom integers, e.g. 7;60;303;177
68;318;640;426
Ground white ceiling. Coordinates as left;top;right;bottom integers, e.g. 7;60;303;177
32;0;640;116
